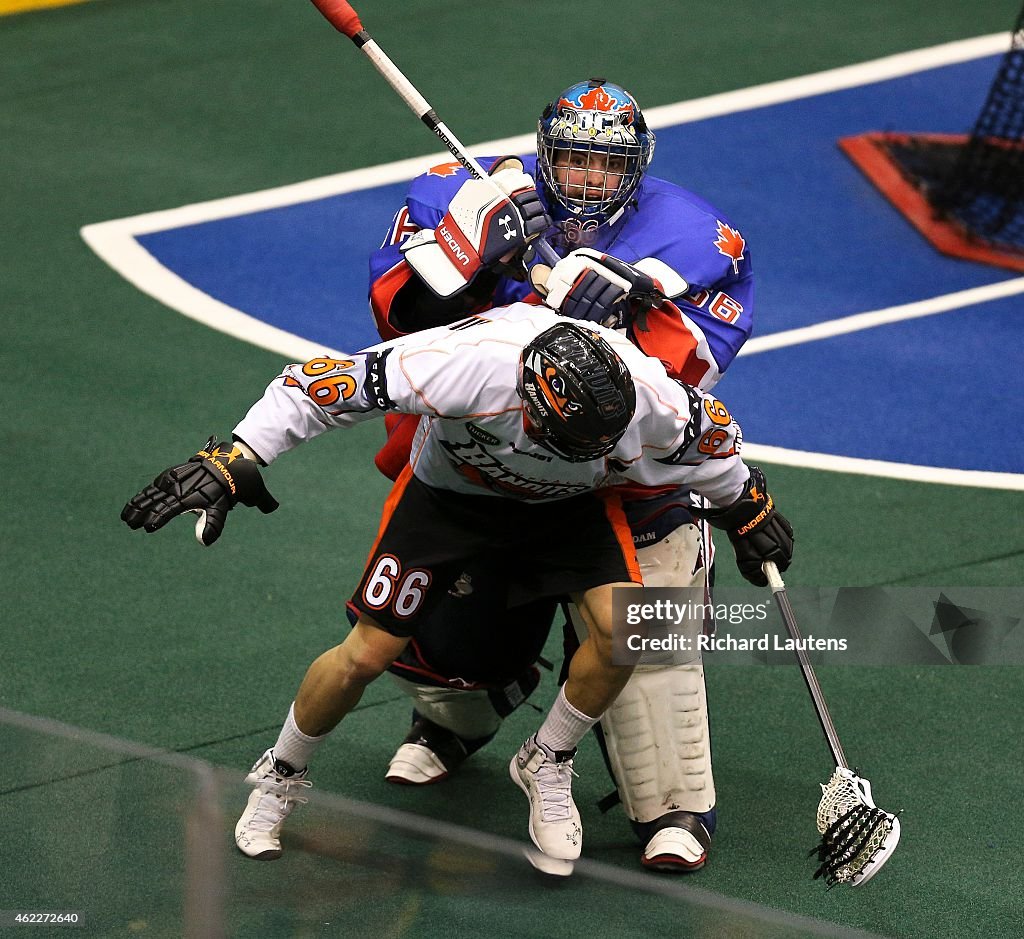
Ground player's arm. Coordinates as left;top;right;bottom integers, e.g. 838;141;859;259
370;195;492;340
535;249;712;385
619;375;792;585
371;247;507;338
121;342;430;545
532;247;725;388
638;267;753;390
630;216;754;390
370;159;550;338
537;243;753;392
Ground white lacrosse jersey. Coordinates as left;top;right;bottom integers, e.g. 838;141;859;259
233;303;750;505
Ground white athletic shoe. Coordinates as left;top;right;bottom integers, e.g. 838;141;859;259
385;717;470;785
510;735;582;874
386;743;450;784
234;749;312;859
641;826;709;872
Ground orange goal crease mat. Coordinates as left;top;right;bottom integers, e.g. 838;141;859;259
839;131;1024;273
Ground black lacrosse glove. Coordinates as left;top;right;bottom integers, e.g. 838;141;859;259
693;466;794;586
541;248;665;329
121;437;278;546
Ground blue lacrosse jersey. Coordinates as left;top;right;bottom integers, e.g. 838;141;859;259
369;154;754;387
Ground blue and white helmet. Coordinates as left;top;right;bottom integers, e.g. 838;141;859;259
537;78;655;230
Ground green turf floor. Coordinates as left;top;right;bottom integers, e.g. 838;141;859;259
2;1;1023;935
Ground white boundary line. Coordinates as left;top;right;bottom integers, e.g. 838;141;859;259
742;444;1024;491
81;32;1023;490
740;276;1024;355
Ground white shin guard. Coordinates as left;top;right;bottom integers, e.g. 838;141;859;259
387;673;504;741
599;661;715;820
574;521;716;823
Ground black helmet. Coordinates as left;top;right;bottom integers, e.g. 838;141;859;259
517;323;636;463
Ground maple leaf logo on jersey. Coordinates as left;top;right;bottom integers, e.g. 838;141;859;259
427;161;463;178
713;220;746;274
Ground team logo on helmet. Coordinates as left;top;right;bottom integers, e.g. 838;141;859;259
539;365;574;416
517;323;635;463
537;79;655;229
557;85;636;133
552;84;638;141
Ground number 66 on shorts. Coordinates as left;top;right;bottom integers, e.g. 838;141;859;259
358;554;433;623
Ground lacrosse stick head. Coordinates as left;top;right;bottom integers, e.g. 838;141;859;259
813;767;901;887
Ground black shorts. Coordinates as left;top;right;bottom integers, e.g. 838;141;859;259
388;562;559;688
348;469;640;638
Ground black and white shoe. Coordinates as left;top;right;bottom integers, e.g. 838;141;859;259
639;811;713;873
385;715;474;785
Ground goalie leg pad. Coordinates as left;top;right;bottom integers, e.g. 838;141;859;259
386;674;506;741
568;519;716;821
599;661;716;820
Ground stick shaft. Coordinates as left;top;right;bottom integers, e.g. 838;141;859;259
763;561;849;768
356;37;486;171
317;2;561;266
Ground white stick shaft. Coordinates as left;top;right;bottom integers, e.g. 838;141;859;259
763;561;850;769
355;36;560;267
764;558;786;593
359;39;488;178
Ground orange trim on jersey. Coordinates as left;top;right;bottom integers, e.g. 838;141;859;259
370;261;417;340
633;303;707;384
362;463;416;568
599;491;643;584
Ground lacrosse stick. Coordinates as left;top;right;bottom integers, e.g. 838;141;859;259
309;0;561;269
763;561;901;887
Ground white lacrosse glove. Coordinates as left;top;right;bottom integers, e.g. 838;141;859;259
401;159;550;298
535;248;676;329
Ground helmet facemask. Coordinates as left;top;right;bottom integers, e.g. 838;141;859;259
537;80;655;233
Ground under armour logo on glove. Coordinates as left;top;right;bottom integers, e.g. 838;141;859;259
500;215;518;241
401;159;551;299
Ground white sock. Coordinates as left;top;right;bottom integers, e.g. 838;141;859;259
272;702;327;772
536;685;599;753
